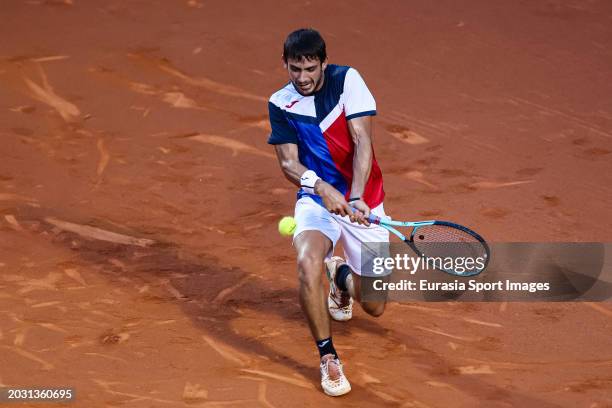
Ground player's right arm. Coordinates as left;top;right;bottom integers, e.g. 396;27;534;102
269;98;354;218
273;143;354;219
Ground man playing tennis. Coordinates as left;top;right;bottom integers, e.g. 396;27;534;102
268;28;390;396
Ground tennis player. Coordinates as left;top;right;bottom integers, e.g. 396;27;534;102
267;28;390;396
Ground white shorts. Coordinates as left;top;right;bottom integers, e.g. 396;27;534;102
293;196;390;276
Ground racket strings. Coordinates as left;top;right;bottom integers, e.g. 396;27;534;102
414;224;478;243
412;225;488;275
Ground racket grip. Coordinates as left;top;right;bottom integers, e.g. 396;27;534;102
349;203;382;225
368;214;382;225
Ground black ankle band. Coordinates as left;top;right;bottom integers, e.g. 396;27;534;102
316;337;338;359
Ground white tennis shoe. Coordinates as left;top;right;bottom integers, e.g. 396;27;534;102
325;256;353;322
320;354;351;396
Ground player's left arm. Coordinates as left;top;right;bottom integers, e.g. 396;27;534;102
347;116;373;225
343;67;377;226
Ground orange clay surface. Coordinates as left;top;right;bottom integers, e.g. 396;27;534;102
1;1;611;407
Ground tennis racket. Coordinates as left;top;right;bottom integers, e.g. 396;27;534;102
368;215;490;277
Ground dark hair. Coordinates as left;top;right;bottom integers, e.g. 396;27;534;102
283;28;327;63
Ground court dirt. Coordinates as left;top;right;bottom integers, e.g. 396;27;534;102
1;1;611;407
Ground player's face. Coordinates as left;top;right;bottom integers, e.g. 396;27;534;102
284;57;328;96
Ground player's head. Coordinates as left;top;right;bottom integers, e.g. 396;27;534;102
282;28;328;96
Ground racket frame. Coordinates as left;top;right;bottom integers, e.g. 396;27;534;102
368;214;490;276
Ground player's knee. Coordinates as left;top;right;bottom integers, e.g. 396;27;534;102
297;253;323;288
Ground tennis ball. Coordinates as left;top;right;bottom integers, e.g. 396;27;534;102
278;216;297;237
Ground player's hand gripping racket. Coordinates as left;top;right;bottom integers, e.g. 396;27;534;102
368;215;490;276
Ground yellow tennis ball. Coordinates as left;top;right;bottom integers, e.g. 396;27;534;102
278;216;297;237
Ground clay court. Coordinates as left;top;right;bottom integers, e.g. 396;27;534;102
1;0;612;406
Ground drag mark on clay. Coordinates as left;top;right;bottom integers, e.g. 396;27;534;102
509;97;612;140
404;171;438;190
22;66;80;122
187;134;274;158
425;381;459;391
182;382;208;402
584;302;612;318
31;301;63;308
415;326;480;342
17;271;63;294
240;369;314;390
395;304;450;317
186;0;204;8
29;55;70;62
129;105;150;117
162;91;207;110
128;80;208;111
84;352;128;364
256;382;276;408
452;365;495;375
463;357;612;368
96;139;110;177
93;379;177;404
468;180;534;190
368;389;405;404
225;377;278;408
44;217;155;247
462;135;506;154
63;268;87;286
4;215;23;231
14;330;26;346
360;372;382;385
128;53;266;102
213;275;254;305
8;105;36;113
0;345;54;370
127;81;157;95
236;115;271;132
0;193;38;203
91;310;118;320
386;124;430;145
202;335;250;366
160;279;186;300
152;319;177;326
461;318;503;328
387;110;451;139
480;207;511;219
37;322;68;334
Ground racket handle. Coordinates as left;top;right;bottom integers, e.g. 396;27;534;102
368;214;382;225
349;203;380;225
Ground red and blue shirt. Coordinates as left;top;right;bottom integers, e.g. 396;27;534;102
268;64;385;208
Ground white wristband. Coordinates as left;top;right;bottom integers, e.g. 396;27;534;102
300;170;321;195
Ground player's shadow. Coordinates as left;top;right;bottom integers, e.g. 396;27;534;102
30;211;566;407
35;215;405;404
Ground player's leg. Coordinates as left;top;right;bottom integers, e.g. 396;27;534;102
329;202;390;318
292;197;351;396
294;230;333;341
327;253;388;317
343;272;387;316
